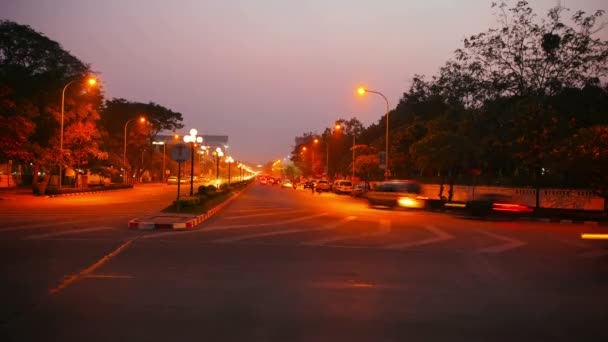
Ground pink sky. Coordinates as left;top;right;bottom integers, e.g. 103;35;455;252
3;0;607;164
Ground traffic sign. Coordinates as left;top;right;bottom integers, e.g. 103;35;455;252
171;143;190;162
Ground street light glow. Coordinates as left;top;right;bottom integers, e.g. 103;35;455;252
87;77;97;86
357;87;366;95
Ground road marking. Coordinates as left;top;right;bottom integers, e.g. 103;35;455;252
48;239;135;295
225;210;305;220
303;219;391;246
141;213;329;239
212;216;357;243
581;233;608;240
25;226;114;240
83;274;134;279
226;207;294;214
384;225;454;249
475;230;527;254
0;218;98;233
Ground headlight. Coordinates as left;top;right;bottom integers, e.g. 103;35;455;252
397;197;418;208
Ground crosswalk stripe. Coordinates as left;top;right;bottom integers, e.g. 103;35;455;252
26;226;114;239
0;218;96;232
225;210;305;220
384;225;454;249
303;219;391;246
475;230;527;254
212;216;358;243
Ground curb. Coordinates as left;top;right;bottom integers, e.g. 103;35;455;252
128;190;243;230
527;217;608;226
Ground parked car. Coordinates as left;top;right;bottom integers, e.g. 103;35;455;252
167;176;187;185
333;180;353;194
315;180;331;192
367;180;427;209
466;193;533;217
303;180;315;189
351;183;369;198
281;179;294;188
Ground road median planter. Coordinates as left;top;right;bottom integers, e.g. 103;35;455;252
129;180;253;230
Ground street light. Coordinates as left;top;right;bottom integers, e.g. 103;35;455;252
213;147;224;183
184;128;203;196
357;87;390;180
123;116;146;183
59;76;98;189
325;123;341;179
225;156;234;186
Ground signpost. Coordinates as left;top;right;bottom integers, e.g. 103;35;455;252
171;143;190;210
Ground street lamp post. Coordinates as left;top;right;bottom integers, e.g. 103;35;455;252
152;141;166;183
184;128;203;196
352;134;356;180
123;116;146;184
357;87;390;180
226;156;234;186
59;77;97;189
213;147;224;184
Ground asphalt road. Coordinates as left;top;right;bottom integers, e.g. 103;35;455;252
1;183;607;341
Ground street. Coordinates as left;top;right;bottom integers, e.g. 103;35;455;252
1;183;607;341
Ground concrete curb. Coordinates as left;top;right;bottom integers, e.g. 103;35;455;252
128;190;244;230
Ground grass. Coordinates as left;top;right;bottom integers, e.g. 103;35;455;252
161;190;236;215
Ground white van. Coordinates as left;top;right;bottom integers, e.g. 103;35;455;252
332;180;353;194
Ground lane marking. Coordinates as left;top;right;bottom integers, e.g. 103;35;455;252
384;225;454;249
302;219;391;246
581;233;608;240
25;226;114;240
48;239;135;295
212;216;357;243
141;213;329;239
0;218;98;233
475;230;527;254
83;274;134;279
226;207;294;214
225;210;305;220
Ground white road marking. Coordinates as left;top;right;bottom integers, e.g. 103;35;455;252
384;225;454;249
475;230;527;254
0;218;98;233
26;226;114;240
226;207;294;214
141;213;329;239
225;210;305;220
303;219;391;246
212;216;358;243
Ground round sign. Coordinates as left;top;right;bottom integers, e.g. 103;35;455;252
171;143;190;162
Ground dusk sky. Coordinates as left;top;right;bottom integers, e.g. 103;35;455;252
3;0;607;164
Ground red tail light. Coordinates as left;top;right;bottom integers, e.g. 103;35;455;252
492;203;533;213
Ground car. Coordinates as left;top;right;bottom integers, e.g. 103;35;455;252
167;176;178;185
333;180;353;194
260;177;268;185
315;180;330;192
351;183;369;198
466;193;533;217
281;179;294;188
367;180;427;209
303;180;315;189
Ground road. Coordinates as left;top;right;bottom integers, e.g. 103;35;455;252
1;183;607;341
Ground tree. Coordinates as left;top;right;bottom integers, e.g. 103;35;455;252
99;99;184;181
0;20;99;188
454;1;608;101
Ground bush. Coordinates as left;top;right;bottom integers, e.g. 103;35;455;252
173;196;200;207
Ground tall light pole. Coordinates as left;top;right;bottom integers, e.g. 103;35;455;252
352;134;356;180
213;147;224;185
59;77;97;189
184;128;203;196
358;87;390;180
225;156;234;186
152;141;166;183
123;116;146;183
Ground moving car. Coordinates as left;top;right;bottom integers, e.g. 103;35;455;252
367;180;427;209
281;179;294;188
303;180;315;189
466;193;533;217
351;183;369;198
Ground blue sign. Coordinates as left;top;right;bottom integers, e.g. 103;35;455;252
171;143;190;162
379;151;386;169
